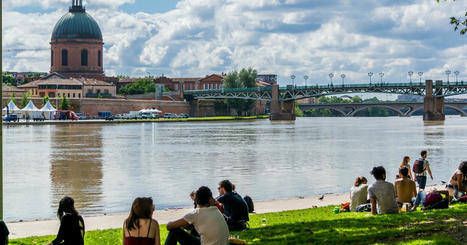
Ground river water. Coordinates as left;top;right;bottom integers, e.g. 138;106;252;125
3;117;467;221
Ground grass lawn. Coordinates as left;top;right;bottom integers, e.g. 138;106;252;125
11;204;466;244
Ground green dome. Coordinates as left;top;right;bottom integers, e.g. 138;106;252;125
51;8;102;40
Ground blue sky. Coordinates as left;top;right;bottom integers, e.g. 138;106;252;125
2;0;466;85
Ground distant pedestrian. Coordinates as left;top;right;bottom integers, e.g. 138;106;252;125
413;150;433;190
367;166;398;215
398;156;414;180
123;197;161;245
47;196;85;245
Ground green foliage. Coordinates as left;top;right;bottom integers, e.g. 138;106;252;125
12;204;467;244
98;93;103;99
20;91;31;108
116;74;130;78
305;96;396;117
2;72;16;86
119;79;156;95
352;96;363;103
42;95;49;105
60;95;70;110
8;92;17;104
223;68;257;116
295;103;304;117
437;0;467;35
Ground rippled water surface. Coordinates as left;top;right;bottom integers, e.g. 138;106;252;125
3;117;467;221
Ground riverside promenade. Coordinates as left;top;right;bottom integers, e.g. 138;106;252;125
7;185;443;239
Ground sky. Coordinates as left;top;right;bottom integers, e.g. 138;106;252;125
2;0;466;86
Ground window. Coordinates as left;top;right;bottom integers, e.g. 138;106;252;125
81;49;88;66
104;89;109;94
204;84;208;89
73;93;76;98
98;50;102;67
68;93;70;98
51;50;53;66
175;84;178;91
78;93;81;98
39;92;45;97
62;49;68;66
88;89;92;94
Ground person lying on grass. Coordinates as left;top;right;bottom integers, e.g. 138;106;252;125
165;186;229;245
367;166;398;215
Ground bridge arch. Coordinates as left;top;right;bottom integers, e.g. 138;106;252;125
444;105;467;116
349;105;403;117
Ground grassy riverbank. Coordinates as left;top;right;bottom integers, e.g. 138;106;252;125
11;204;466;244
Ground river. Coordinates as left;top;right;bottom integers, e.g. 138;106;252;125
3;116;467;221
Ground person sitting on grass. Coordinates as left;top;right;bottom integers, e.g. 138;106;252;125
165;186;229;245
123;197;160;245
367;166;398;215
350;176;368;212
447;161;467;200
47;196;85;245
0;221;9;245
394;167;417;207
216;180;249;231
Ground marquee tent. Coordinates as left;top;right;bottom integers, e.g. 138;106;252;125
139;108;162;113
21;100;43;119
21;100;39;111
40;101;57;120
2;100;21;113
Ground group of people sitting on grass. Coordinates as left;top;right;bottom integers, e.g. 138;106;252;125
348;150;467;215
45;179;251;245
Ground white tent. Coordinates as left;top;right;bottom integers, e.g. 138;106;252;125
21;100;43;120
2;100;21;113
21;100;39;111
40;101;57;120
40;101;57;112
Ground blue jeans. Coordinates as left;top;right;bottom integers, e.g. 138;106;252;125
416;176;427;189
412;190;426;207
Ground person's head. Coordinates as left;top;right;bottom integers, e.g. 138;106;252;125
401;156;410;167
57;196;78;220
371;166;386;180
195;186;213;207
458;161;467;175
126;197;155;231
190;190;196;201
399;167;409;178
218;180;233;195
354;176;368;187
421;150;427;158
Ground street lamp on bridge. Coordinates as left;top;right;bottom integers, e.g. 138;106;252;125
291;74;296;87
340;74;345;86
304;75;309;87
329;73;334;86
408;71;414;83
454;71;459;83
379;72;384;84
418;72;423;83
445;70;451;84
368;72;373;85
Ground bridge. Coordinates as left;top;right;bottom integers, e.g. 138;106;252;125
183;80;467;121
298;102;467;117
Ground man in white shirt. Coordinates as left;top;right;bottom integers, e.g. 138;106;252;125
367;166;399;215
165;186;229;245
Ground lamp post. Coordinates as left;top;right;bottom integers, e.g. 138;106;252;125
454;71;459;83
445;70;451;84
379;72;384;84
340;74;345;86
56;83;59;110
408;71;414;83
290;74;296;87
368;72;373;85
329;73;334;86
304;75;309;87
418;72;423;83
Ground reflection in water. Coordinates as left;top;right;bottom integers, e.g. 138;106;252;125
3;116;467;221
50;124;103;216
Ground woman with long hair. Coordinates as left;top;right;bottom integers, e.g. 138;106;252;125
399;156;414;180
447;161;467;200
350;176;368;211
47;196;85;245
123;197;160;245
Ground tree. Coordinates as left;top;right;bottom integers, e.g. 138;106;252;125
223;68;258;116
42;95;49;106
295;103;304;117
2;72;16;86
8;92;16;104
20;91;31;108
118;78;155;95
437;0;466;35
60;95;70;110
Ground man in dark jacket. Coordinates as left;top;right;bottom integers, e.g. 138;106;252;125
216;180;249;231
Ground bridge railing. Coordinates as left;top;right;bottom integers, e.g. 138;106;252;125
184;87;272;94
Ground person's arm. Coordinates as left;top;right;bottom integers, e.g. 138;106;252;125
456;173;463;190
50;217;68;245
154;220;161;245
122;222;127;245
409;169;414;180
370;197;377;215
426;164;433;180
394;182;399;200
166;218;189;230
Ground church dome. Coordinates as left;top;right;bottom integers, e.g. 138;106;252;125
51;4;102;40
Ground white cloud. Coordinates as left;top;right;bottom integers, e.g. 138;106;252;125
2;0;466;83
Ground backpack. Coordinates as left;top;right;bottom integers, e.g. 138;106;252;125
243;195;254;213
413;159;425;174
355;203;371;212
423;192;443;207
